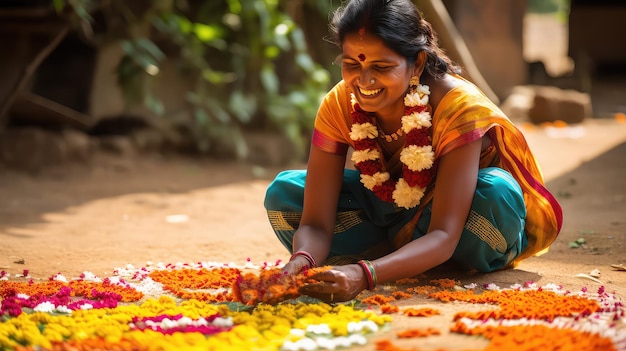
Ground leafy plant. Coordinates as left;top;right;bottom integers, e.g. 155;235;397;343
527;0;571;22
54;0;333;161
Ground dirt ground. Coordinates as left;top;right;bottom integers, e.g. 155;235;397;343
1;117;624;287
1;118;625;349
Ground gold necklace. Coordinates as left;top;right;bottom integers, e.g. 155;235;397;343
377;126;403;142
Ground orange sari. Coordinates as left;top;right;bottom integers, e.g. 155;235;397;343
313;78;563;265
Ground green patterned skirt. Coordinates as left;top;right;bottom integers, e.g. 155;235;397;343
264;167;527;272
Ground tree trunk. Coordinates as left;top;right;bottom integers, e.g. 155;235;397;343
417;0;499;104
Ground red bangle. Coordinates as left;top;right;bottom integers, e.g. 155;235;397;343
290;251;317;268
357;260;376;290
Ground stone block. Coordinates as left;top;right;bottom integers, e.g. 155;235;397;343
61;129;94;162
97;135;136;156
527;86;591;124
0;127;67;172
244;132;301;167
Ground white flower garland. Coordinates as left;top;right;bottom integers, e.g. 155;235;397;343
349;83;434;209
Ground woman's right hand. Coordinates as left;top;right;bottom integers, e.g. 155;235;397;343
281;255;312;275
298;264;368;303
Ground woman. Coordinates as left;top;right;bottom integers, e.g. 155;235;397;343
264;0;562;302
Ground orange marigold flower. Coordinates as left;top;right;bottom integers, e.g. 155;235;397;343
394;277;420;285
70;281;143;302
462;324;617;351
402;307;440;317
362;294;395;306
46;338;146;351
429;278;457;289
405;285;438;295
239;289;259;305
232;266;332;305
0;280;143;302
391;291;412;300
147;267;241;303
373;339;400;351
380;304;400;314
431;289;599;322
396;327;441;338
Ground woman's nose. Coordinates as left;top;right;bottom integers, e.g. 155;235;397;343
359;70;374;85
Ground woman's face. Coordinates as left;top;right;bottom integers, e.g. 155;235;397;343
341;31;415;117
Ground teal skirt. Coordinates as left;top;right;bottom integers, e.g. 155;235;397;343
264;167;527;272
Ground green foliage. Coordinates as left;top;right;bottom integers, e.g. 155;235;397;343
54;0;94;22
527;0;570;15
117;39;166;116
54;0;333;161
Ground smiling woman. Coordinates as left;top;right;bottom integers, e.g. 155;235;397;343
263;0;563;303
340;30;418;127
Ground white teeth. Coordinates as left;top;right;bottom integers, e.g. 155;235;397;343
359;87;382;96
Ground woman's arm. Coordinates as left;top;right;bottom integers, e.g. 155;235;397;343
300;137;483;301
285;145;347;273
372;138;482;282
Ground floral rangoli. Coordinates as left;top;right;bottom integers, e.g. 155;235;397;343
0;261;624;351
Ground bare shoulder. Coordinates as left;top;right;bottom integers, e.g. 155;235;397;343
424;74;465;112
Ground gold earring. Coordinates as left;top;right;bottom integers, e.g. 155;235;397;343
409;76;419;93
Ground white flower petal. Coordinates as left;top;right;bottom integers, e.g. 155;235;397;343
349;122;378;141
350;93;358;107
400;145;434;171
392;178;426;209
417;84;430;96
404;85;430;107
351;149;381;163
55;305;72;314
306;324;332;335
360;172;389;189
34;301;56;313
404;92;422;107
401;111;432;132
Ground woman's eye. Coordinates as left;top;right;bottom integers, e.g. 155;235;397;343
374;65;392;71
342;62;360;70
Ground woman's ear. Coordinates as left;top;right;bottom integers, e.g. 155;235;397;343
412;51;427;77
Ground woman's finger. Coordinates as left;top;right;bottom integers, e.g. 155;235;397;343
300;281;334;293
305;268;338;282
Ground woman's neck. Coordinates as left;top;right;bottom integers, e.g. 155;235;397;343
374;94;406;134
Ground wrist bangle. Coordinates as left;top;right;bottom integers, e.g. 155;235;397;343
290;251;317;268
357;260;377;290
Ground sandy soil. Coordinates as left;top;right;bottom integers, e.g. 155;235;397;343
1;117;625;349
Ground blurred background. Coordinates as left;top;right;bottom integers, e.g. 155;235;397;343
0;0;624;172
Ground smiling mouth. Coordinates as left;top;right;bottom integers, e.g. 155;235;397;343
359;87;382;96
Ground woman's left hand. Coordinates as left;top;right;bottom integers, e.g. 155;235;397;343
299;264;368;303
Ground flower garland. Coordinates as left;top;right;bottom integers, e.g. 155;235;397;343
349;83;435;209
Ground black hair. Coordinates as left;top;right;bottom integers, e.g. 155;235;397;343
329;0;461;79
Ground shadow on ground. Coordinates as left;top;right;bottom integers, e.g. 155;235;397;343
0;155;280;233
543;141;626;266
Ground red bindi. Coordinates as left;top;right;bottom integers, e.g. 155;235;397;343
358;53;366;61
